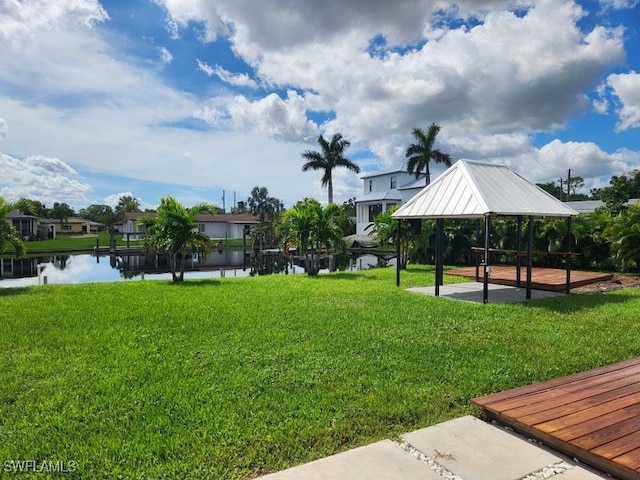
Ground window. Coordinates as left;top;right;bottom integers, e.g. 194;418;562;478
368;180;373;192
368;204;382;222
63;225;72;232
199;223;206;233
385;203;397;212
390;176;397;189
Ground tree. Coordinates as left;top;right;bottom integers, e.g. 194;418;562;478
605;203;640;272
49;202;75;232
138;197;216;283
405;122;451;184
247;186;284;222
301;133;361;204
78;204;118;227
0;197;26;258
115;195;141;217
365;207;416;269
278;198;345;275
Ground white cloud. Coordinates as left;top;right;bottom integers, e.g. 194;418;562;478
158;46;173;64
196;59;258;88
0;118;7;140
0;0;108;43
607;71;640;131
227;90;318;142
506;139;640;185
0;152;91;204
598;0;639;8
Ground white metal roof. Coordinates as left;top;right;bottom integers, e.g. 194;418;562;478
355;190;402;203
393;160;578;219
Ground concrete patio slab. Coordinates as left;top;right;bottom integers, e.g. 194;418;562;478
407;282;565;303
401;415;562;480
555;467;611;479
258;439;441;480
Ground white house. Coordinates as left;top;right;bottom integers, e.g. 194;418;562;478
119;212;259;240
355;164;427;235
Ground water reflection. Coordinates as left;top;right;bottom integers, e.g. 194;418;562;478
0;251;384;288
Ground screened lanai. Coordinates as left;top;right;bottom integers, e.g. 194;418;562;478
392;160;579;303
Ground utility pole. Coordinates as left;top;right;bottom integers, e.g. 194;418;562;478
566;169;571;202
222;190;225;213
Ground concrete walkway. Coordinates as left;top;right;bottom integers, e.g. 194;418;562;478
258;416;608;480
407;282;565;304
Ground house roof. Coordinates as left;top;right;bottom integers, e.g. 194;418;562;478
398;176;427;190
360;163;410;179
355;190;403;203
393;160;578;219
126;211;258;223
7;210;40;219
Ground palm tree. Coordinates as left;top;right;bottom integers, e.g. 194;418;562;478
278;199;345;275
0;197;26;258
405;122;452;184
138;196;216;283
301;133;361;204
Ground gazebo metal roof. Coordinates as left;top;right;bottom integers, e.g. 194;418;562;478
392;160;578;219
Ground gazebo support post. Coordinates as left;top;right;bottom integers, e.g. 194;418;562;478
526;216;534;300
396;220;401;287
435;218;444;297
566;216;572;294
483;215;491;304
475;219;481;281
437;218;444;287
516;216;523;289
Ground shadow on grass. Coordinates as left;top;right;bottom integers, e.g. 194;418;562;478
524;291;636;313
172;279;222;287
0;287;34;296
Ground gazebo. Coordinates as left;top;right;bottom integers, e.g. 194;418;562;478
392;160;578;303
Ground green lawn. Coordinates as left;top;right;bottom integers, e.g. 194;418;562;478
15;232;247;255
2;266;640;478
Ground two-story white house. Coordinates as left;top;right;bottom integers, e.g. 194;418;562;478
355;164;427;235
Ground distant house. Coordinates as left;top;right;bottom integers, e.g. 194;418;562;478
51;217;101;234
355;164;427;235
120;212;259;240
566;198;640;214
6;210;55;240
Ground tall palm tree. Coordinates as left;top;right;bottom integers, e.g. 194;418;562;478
138;196;216;282
301;133;361;204
405;122;452;184
0;197;26;258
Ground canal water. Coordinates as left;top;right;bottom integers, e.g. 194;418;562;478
0;251;384;288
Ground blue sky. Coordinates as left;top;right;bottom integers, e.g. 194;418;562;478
1;0;639;211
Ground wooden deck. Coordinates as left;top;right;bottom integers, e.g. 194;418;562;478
446;265;612;292
473;358;640;480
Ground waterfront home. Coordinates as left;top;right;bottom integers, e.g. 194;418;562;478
354;164;427;235
7;210;55;240
119;212;259;241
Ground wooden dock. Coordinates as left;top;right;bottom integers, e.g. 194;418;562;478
473;358;640;480
446;265;612;292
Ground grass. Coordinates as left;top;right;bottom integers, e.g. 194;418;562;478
2;266;640;478
11;232;247;255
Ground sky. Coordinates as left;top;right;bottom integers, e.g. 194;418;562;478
1;0;639;212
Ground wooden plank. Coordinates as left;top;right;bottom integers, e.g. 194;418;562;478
592;432;640;460
472;357;640;407
517;382;640;426
553;403;640;442
533;391;640;433
447;265;612;291
491;368;640;414
572;415;640;450
613;448;640;472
